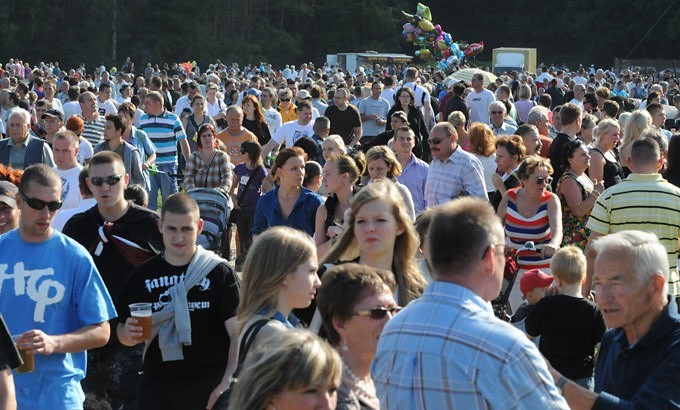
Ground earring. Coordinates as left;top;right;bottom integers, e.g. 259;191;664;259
340;340;349;352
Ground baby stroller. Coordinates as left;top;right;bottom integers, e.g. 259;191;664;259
186;188;231;257
491;241;536;321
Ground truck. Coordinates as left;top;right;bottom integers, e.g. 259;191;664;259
326;51;413;73
492;47;537;74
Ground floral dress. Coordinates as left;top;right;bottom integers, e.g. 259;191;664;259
557;173;591;250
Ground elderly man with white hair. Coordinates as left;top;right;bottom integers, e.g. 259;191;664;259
0;109;54;169
489;101;517;136
550;230;680;409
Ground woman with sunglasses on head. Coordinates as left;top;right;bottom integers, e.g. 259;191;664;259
497;155;563;312
316;263;398;410
386;87;429;160
241;94;272;146
321;180;426;310
557;140;604;251
182;123;232;196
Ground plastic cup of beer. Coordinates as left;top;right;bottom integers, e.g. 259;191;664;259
129;303;152;341
12;336;35;374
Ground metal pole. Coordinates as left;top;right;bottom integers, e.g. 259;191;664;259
625;0;678;59
112;0;117;64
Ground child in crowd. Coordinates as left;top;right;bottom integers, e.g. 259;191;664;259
510;269;553;332
525;246;606;391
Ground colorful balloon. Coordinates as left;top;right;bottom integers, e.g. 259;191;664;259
418;19;434;32
416;2;432;21
463;41;485;57
403;23;416;33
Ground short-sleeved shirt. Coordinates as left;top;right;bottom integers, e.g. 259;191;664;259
466;89;496;124
233;164;267;212
272;120;314;148
0;230;116;409
215;127;258;165
325;104;362;145
586;173;680;295
424;147;488;208
138;110;187;166
358;97;391;136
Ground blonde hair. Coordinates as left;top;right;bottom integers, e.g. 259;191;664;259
593;118;620;144
321;180;426;305
447;111;466;128
228;330;341;410
322;135;346;154
622;110;652;147
237;227;316;331
550;246;586;285
366;145;402;178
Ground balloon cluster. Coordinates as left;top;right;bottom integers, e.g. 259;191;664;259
401;3;484;72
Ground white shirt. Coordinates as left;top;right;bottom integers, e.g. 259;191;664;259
272;120;314;147
55;164;83;210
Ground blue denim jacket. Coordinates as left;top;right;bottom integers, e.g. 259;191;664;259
252;186;323;237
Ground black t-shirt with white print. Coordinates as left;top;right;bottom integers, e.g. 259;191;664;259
118;254;240;380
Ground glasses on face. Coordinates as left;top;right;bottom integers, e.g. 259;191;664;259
482;243;506;259
535;176;553;185
89;174;123;187
353;307;402;320
19;192;62;212
428;138;443;145
490;111;503;115
280;98;290;102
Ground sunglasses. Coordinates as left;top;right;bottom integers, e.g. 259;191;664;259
428;138;444;145
19;192;62;212
490;111;504;114
280;98;291;102
353;307;402;320
89;174;124;187
535;176;553;185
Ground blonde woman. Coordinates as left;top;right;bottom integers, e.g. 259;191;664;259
365;146;415;221
227;330;341;410
322;180;427;307
447;111;469;150
589;119;623;188
236;227;321;357
515;84;536;124
322;135;347;162
620;110;652;174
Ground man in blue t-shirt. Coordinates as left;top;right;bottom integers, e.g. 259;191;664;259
0;164;116;410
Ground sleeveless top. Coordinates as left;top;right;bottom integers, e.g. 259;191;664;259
323;186;360;241
504;188;553;272
589;147;622;188
557;173;591;250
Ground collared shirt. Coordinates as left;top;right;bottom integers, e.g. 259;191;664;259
587;173;680;295
490;121;517;136
424;147;488;208
397;154;429;215
593;298;680;409
372;281;569;410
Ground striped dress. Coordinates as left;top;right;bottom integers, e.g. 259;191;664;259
504;188;553;272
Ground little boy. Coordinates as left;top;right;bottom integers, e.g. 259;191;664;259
511;269;554;324
525;246;606;390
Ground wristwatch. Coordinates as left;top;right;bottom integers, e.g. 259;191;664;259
556;375;568;395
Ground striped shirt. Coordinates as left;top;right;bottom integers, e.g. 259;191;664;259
587;173;680;295
80;115;106;146
372;281;569;410
138;110;187;165
424;146;488;208
505;188;554;272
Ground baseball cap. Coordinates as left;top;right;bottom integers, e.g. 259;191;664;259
296;89;311;100
246;88;261;97
0;181;18;208
41;109;64;122
520;269;553;296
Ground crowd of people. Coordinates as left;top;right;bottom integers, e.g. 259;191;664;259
0;57;680;409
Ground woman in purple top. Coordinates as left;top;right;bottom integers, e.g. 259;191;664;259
231;140;267;268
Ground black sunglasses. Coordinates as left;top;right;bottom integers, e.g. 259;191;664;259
89;174;123;187
280;98;291;102
19;192;62;212
535;176;553;185
428;138;443;145
353;307;402;320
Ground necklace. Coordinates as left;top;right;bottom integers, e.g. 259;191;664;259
341;357;377;401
